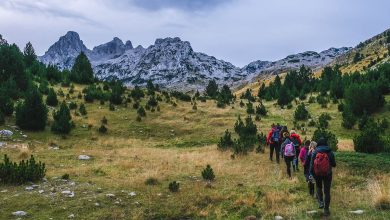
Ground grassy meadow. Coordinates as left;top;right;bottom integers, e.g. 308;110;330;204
0;84;389;219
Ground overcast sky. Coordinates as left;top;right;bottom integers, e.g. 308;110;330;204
1;0;389;67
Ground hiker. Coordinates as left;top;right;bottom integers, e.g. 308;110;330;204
290;130;302;172
309;138;336;216
299;140;315;196
281;132;295;178
266;124;281;163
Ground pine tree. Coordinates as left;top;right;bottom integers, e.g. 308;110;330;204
277;86;290;106
294;103;310;121
246;101;254;114
205;80;219;98
15;86;48;131
79;103;87;116
217;129;234;151
255;103;267;116
201;164;215;181
51;102;72;134
0;93;14;116
23;42;37;68
130;86;145;101
46;88;58;106
70;52;94;84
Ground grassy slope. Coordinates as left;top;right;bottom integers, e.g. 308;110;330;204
0;85;389;219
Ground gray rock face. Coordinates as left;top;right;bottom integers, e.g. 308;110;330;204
39;31;350;91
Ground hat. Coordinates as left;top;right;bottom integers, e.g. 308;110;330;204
290;130;296;134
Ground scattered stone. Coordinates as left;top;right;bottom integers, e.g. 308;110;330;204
114;201;120;204
275;216;283;220
245;216;257;220
349;210;364;215
22;135;28;138
1;190;8;193
38;190;44;194
68;213;75;218
306;210;317;214
78;155;91;160
106;193;115;198
0;130;13;137
129;192;136;197
12;211;27;216
25;186;34;191
95;202;100;206
61;190;75;197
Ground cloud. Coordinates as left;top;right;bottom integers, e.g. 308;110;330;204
128;0;232;11
0;0;104;28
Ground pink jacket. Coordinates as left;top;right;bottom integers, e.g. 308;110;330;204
299;147;308;166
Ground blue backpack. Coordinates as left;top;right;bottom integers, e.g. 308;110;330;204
271;129;280;142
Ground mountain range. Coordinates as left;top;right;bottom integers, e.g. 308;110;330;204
39;31;351;91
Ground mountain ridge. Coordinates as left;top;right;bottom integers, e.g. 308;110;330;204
39;31;350;91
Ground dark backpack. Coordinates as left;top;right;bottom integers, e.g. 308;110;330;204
291;136;300;147
271;129;280;142
314;152;330;176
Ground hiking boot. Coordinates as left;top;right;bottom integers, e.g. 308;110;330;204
324;209;330;216
318;202;324;209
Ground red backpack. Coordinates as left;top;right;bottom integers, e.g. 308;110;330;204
314;152;330;176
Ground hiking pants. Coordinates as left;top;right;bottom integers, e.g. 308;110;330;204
269;142;280;162
284;156;294;177
304;166;315;196
315;175;332;210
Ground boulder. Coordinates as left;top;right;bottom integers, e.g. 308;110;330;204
275;216;283;220
12;211;27;216
349;210;364;215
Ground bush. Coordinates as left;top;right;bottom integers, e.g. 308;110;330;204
79;103;87;116
380;118;389;130
294;103;310;121
0;94;14;116
133;102;140;109
312;128;338;152
217;130;234;151
98;125;107;134
255;104;267;116
233;116;258;154
318;113;331;129
16;87;48;131
51;102;72;134
337;103;344;112
0;154;46;184
145;177;159;185
308;119;316;127
246;102;254;114
69;102;77;110
109;103;115;111
354;120;384;153
45;88;58;107
101;116;108;125
137;106;146;117
61;173;70;180
342;106;356;129
170;91;191;102
201;164;215;181
239;100;245;108
168;181;180;192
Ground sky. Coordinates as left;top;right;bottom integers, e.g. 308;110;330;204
0;0;389;67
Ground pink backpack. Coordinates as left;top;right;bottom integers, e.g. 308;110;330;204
284;142;295;157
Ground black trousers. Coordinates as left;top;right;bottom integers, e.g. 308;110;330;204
269;142;280;162
315;175;332;210
284;156;294;177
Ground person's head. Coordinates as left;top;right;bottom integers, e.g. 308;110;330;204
283;132;290;138
271;123;275;128
290;130;296;135
310;141;317;150
317;137;327;146
304;140;311;147
277;123;280;127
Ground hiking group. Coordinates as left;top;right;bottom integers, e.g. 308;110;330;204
266;124;336;216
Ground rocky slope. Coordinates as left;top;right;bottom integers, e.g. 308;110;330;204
39;31;350;91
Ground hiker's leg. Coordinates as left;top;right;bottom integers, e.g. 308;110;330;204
275;144;281;163
309;182;315;196
324;175;332;210
269;143;275;160
285;157;292;177
315;177;324;206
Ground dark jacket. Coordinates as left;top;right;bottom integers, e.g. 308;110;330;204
309;145;336;177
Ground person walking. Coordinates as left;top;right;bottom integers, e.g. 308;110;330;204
309;138;336;216
290;130;302;172
266;124;281;163
300;140;316;196
281;132;295;178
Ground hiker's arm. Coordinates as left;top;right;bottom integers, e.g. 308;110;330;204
330;152;336;167
266;131;272;144
309;151;316;176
